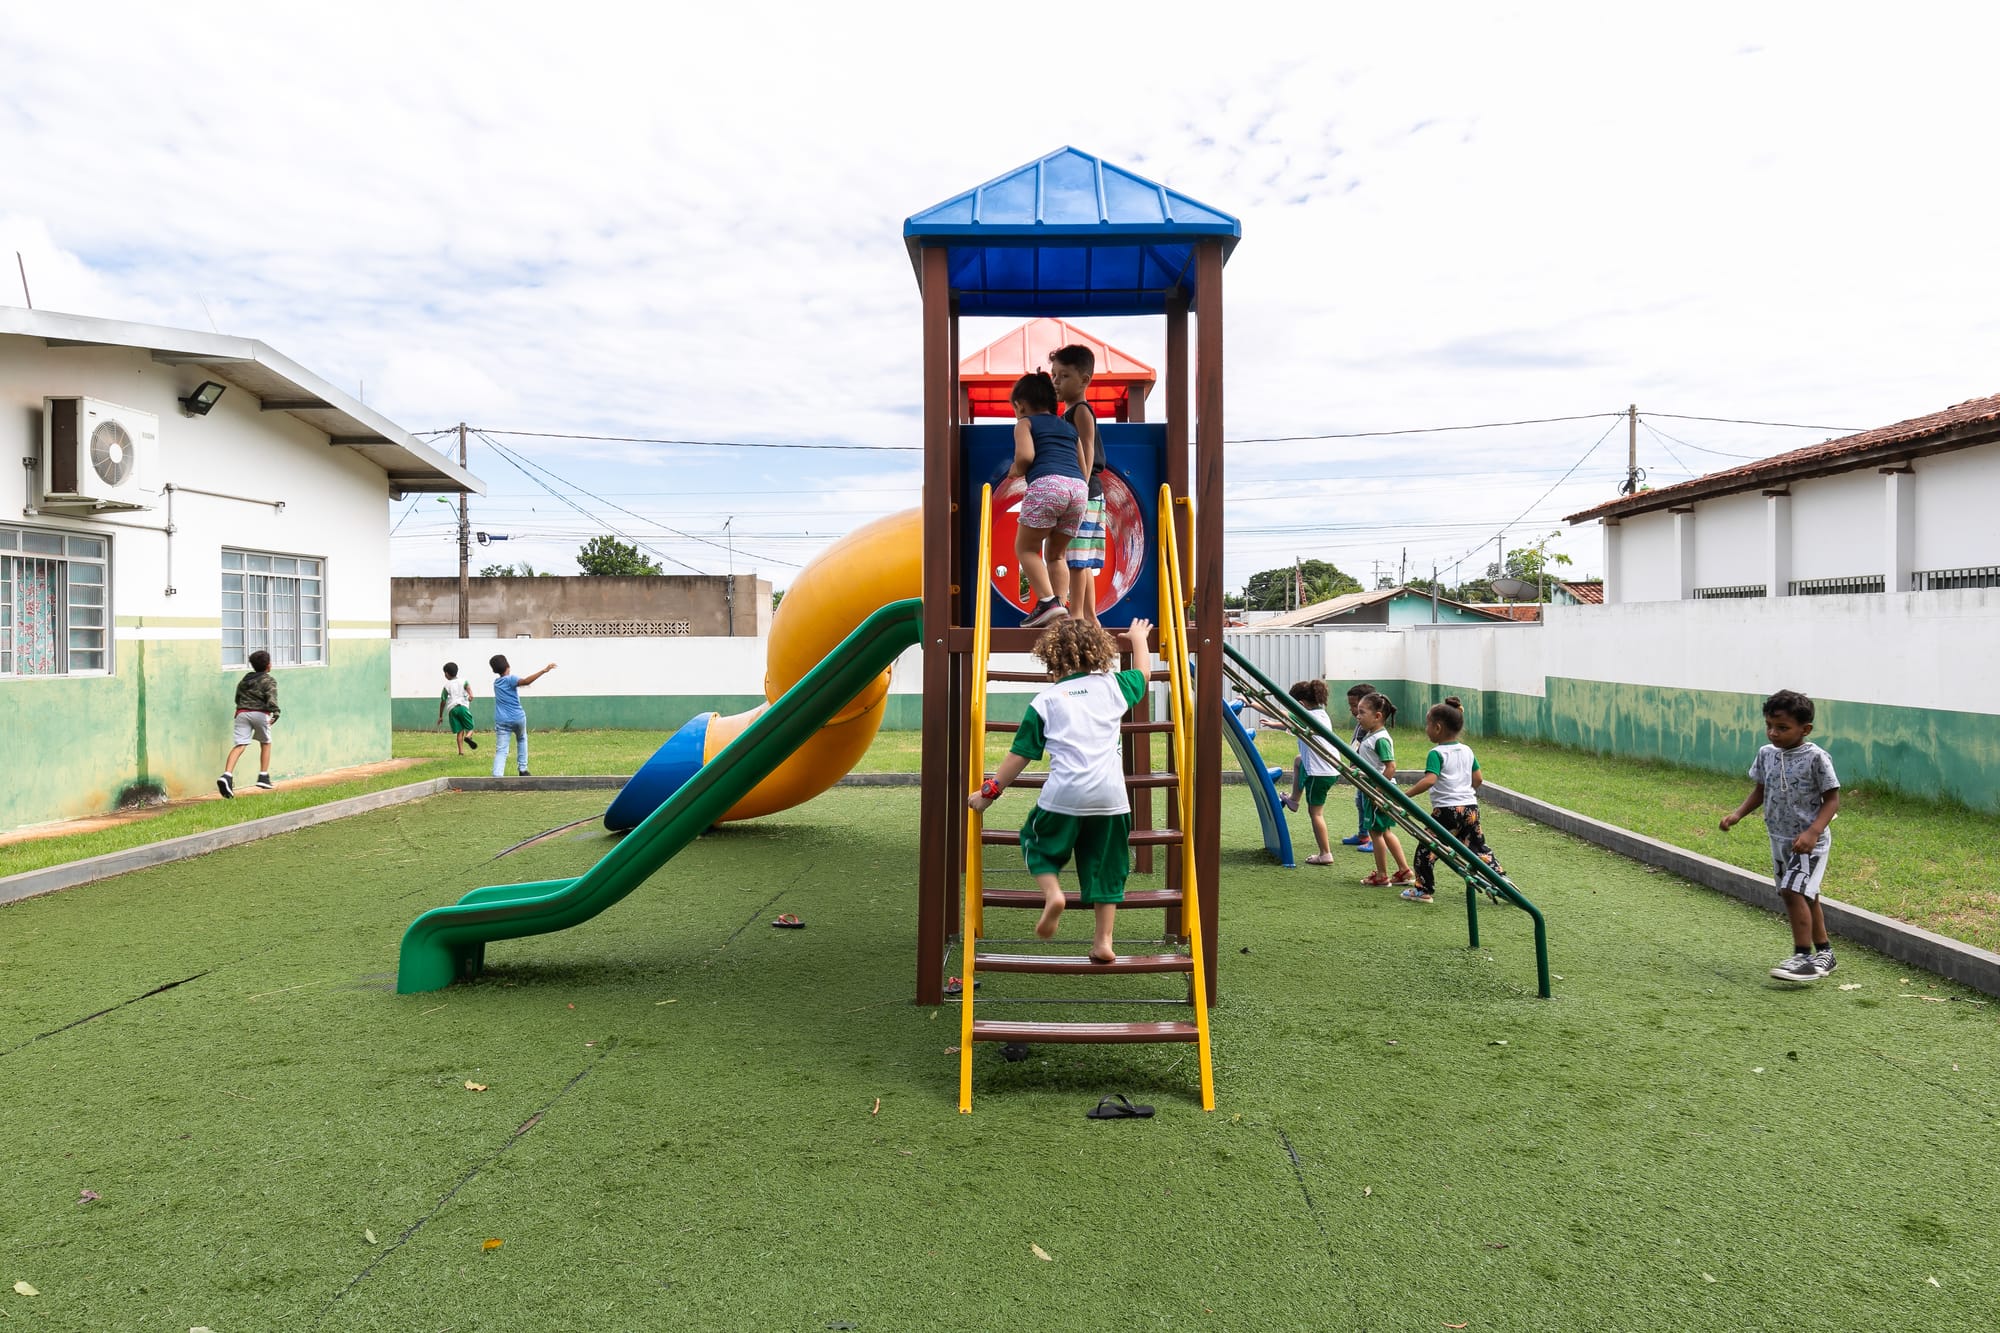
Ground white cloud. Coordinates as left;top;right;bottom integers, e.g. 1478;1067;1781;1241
6;2;1999;587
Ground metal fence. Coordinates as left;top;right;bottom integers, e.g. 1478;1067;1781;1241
1221;628;1325;689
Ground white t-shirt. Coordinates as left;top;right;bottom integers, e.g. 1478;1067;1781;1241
441;677;471;709
1424;742;1480;807
1296;707;1339;777
1356;726;1394;776
1011;669;1149;815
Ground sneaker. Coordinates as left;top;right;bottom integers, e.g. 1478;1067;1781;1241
1398;887;1434;903
1340;834;1368;846
518;770;531;777
216;773;234;799
255;774;275;790
1353;841;1373;854
465;737;479;750
1020;597;1068;628
1810;947;1837;976
1769;953;1824;982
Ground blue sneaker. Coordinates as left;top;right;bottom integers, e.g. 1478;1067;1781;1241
1354;841;1373;854
1340;834;1367;846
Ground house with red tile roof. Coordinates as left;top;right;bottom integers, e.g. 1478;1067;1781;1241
1565;393;2000;603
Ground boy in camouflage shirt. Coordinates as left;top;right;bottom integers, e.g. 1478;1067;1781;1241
218;649;280;798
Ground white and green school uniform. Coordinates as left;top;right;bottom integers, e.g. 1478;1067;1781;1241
1293;705;1340;807
441;677;476;735
1422;741;1480;808
1355;726;1397;834
1009;667;1148;903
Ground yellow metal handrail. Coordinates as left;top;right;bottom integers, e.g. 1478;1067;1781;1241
959;484;994;1113
1158;485;1214;1110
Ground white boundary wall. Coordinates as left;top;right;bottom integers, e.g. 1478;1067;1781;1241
1312;588;2000;716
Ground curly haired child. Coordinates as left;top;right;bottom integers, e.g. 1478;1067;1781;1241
968;617;1153;963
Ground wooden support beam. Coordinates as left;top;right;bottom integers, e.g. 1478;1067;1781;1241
916;244;955;1007
1192;242;1225;1005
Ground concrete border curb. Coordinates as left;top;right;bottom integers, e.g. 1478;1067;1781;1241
1475;780;2000;1000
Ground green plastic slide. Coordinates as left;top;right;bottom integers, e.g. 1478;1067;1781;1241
396;598;924;993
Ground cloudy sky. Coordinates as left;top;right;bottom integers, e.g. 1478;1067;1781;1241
5;3;1997;593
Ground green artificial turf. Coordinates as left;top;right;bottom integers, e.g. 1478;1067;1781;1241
1251;726;2000;954
4;787;1997;1331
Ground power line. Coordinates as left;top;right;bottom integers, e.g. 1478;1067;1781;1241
1223;411;1624;444
1638;421;1698;479
478;427;920;452
1642;411;1864;433
1441;416;1625;569
1635;418;1765;462
476;432;805;569
473;439;710;575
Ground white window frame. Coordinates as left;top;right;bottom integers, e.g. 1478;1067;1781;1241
0;523;111;678
222;548;326;668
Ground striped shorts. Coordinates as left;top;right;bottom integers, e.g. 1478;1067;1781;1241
1066;498;1107;569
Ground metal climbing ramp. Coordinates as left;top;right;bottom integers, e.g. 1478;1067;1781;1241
1221;646;1554;998
956;484;1216;1112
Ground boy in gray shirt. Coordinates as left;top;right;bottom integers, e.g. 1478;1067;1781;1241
1720;689;1842;981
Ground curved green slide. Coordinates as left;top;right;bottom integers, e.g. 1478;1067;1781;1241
396;599;923;994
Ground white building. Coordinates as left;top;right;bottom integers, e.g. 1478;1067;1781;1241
0;306;478;832
1568;393;2000;603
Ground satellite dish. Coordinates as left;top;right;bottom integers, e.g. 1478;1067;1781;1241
1491;577;1538;601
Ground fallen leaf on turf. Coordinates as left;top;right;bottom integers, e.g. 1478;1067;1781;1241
1928;1276;1941;1287
13;1282;37;1297
1838;983;1862;991
1489;1040;1508;1046
1030;1243;1052;1262
871;1097;881;1116
363;1229;376;1245
1446;1323;1469;1329
1702;1272;1717;1283
1482;1242;1509;1250
1385;1039;1399;1046
1752;1067;1764;1074
1362;1186;1373;1197
1952;1064;1959;1072
482;1238;503;1252
77;1189;99;1205
657;999;677;1005
464;1081;488;1092
944;1046;959;1054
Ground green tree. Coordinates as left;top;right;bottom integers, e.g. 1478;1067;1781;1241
575;535;663;576
477;560;547;577
772;588;786;611
1497;532;1574;601
1243;560;1362;612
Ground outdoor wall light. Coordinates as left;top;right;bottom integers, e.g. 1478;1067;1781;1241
179;381;227;416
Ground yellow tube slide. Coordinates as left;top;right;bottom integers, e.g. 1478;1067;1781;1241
700;507;922;821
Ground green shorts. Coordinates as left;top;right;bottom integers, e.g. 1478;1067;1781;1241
1293;763;1337;809
1360;796;1397;836
447;704;477;735
1019;806;1130;904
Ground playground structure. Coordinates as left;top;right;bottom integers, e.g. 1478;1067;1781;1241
394;149;1546;1108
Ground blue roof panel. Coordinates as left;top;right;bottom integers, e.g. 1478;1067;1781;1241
905;147;1239;315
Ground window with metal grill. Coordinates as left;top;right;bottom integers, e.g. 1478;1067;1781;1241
1692;584;1767;599
1787;575;1886;596
222;549;324;667
1910;566;2000;591
0;524;109;676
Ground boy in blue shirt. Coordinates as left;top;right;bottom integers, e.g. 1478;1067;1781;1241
488;654;556;777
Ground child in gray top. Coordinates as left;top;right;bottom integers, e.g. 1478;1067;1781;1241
1721;689;1842;982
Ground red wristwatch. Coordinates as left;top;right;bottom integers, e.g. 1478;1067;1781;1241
980;779;1002;800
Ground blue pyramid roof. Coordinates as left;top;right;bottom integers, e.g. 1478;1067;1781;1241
903;147;1241;317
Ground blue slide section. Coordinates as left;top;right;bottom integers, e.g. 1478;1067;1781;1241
1223;699;1295;868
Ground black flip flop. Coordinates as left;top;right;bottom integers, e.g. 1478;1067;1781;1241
1086;1094;1154;1120
771;914;806;929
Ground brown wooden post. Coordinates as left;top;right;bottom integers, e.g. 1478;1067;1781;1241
1192;243;1225;1005
917;244;955;1005
1161;293;1190;906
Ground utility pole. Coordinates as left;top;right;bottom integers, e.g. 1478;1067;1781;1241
1624;403;1638;494
723;516;736;637
456;422;470;639
1495;533;1505;584
1399;546;1408;586
1431;562;1439;623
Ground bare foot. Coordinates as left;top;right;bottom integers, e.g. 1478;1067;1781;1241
1088;946;1117;963
1035;890;1065;939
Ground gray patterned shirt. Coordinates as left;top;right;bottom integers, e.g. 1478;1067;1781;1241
1749;741;1839;841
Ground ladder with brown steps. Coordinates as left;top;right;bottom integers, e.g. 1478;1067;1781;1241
957;484;1215;1111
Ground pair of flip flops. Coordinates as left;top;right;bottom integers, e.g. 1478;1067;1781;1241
1087;1094;1154;1120
771;914;805;929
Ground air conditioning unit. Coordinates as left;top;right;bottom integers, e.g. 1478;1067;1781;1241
41;397;158;510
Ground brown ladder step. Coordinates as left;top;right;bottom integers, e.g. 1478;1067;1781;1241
971;1019;1199;1045
975;951;1192;975
986;719;1174;734
999;771;1179;789
982;827;1182;847
981;888;1183;911
986;667;1172;683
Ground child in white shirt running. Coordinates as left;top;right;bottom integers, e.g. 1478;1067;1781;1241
1403;696;1503;904
1269;679;1340;865
969;618;1153;963
434;661;480;756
